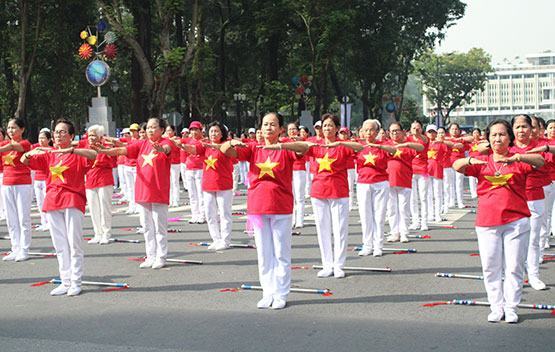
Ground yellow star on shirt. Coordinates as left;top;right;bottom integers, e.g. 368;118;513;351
427;149;438;160
471;144;479;152
50;160;69;183
204;155;218;170
256;157;279;179
316;153;337;173
393;149;402;158
363;153;377;166
484;173;514;190
3;152;16;166
141;150;158;167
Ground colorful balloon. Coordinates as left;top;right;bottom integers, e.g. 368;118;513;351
80;30;88;40
87;35;97;46
103;43;117;60
104;31;117;44
78;43;93;60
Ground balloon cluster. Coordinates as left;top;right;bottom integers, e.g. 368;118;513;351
77;19;118;61
291;74;313;99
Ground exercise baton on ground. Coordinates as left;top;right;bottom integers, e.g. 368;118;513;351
313;265;391;272
240;284;330;295
436;272;484;280
166;258;203;265
50;278;129;288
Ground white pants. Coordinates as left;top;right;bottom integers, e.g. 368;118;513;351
312;197;349;271
239;161;249;186
476;217;529;314
3;184;33;255
46;208;85;286
357;181;389;251
388;187;411;236
180;163;188;193
305;162;312;195
33;180;47;227
170;164;181;206
526;199;544;280
410;174;429;226
124;165;137;212
252;214;293;300
468;176;478;199
443;167;454;212
541;183;554;253
204;190;233;245
550;181;555;239
347;168;356;209
453;169;465;207
138;202;168;261
117;165;126;193
0;173;4;219
427;177;444;222
292;170;306;227
86;185;113;239
185;169;204;221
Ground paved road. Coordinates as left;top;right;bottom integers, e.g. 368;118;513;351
0;189;553;351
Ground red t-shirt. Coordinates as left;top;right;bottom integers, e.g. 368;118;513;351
32;145;53;181
28;151;91;213
185;138;204;169
85;141;116;189
386;142;417;188
2;140;32;185
169;139;181;164
307;136;324;174
407;135;429;175
548;138;555;181
468;141;482;158
180;137;189;164
126;139;172;204
464;154;532;227
197;144;234;191
427;141;449;179
121;138;139;167
236;144;298;214
448;137;469;164
304;145;353;199
510;140;550;200
355;142;390;184
281;137;307;171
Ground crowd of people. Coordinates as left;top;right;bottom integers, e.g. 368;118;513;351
1;113;553;322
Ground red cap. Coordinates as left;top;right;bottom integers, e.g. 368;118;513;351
339;127;350;134
189;121;202;130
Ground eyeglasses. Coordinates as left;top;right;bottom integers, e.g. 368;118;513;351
54;130;69;135
390;129;401;133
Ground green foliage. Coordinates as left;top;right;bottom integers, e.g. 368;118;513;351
414;48;493;123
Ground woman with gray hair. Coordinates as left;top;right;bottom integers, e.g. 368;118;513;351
84;125;117;244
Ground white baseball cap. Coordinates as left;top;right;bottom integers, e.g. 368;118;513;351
425;124;438;133
314;120;322;128
122;128;130;134
248;128;256;134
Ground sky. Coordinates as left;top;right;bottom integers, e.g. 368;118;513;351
436;0;555;65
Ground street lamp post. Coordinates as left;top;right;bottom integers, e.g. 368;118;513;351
233;93;246;134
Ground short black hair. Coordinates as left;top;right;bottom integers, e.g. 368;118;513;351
486;119;514;147
55;118;75;136
207;121;228;142
321;113;340;127
511;114;532;128
148;117;168;130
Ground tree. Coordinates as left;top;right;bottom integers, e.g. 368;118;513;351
414;48;493;124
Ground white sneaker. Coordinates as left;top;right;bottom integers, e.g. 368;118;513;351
135;227;145;234
400;234;409;243
207;242;217;250
529;278;547;290
505;310;518;323
15;253;29;262
487;311;504;323
270;298;286;310
373;249;383;257
358;248;372;256
67;285;82;297
50;284;69;296
408;223;419;231
88;236;101;244
317;269;333;278
99;237;110;245
386;234;400;242
334;268;345;278
257;296;273;309
214;243;229;251
2;252;17;261
420;224;429;231
139;257;155;269
152;259;166;269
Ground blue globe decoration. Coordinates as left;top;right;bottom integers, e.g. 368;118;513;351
86;60;110;87
385;101;396;113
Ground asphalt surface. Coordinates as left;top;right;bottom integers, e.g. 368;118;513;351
0;186;553;352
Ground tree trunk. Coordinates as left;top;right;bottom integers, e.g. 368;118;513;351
2;58;16;119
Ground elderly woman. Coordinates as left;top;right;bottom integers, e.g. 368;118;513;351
84;125;116;245
222;112;308;309
22;118;97;296
453;119;543;323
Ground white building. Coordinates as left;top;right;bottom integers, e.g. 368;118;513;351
423;51;555;128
